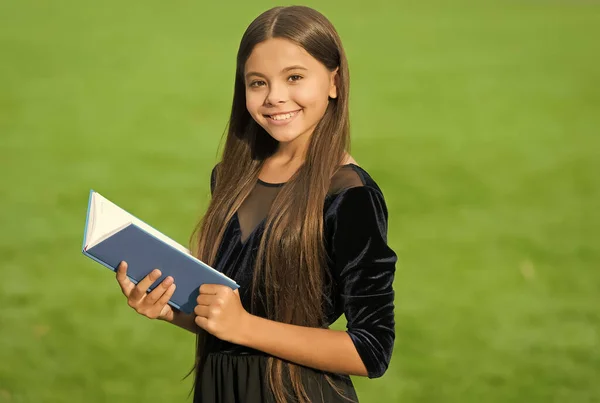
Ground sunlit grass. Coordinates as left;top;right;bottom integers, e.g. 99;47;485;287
1;1;598;402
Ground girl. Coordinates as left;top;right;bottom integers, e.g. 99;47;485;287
115;6;396;403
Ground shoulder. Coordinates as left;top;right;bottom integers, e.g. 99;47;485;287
325;164;389;219
324;165;393;249
328;164;384;197
341;153;359;166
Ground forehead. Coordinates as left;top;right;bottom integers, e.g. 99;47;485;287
245;38;322;75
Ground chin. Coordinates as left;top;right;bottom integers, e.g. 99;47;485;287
264;126;310;144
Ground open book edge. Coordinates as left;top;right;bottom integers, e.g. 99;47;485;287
84;190;190;254
82;190;236;285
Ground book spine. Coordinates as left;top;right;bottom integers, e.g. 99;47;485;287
82;189;95;252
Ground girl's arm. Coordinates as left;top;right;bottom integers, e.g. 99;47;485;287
195;288;367;376
242;314;368;376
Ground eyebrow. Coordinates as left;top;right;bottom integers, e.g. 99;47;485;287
245;65;308;80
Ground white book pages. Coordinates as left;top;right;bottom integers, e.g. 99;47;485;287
86;192;191;255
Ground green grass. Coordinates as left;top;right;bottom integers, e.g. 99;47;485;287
1;0;599;402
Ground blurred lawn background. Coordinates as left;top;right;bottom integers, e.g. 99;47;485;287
1;0;598;402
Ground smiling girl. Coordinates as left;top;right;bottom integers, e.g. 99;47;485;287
115;6;397;403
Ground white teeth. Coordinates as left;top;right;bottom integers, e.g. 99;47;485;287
269;111;297;121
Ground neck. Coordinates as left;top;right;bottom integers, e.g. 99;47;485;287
271;128;313;165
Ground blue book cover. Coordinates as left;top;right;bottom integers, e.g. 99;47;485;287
82;190;238;314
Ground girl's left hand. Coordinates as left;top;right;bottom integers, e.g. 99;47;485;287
194;284;249;344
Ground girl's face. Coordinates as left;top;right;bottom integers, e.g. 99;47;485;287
244;38;338;148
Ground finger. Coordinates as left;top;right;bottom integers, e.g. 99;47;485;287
195;315;208;330
194;304;210;318
116;261;134;296
199;283;219;295
145;276;174;305
156;283;176;307
196;294;214;306
130;269;162;301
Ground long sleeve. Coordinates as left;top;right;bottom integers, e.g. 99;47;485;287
327;186;397;378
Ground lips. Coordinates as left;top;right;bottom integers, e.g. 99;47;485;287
264;109;302;126
265;109;301;121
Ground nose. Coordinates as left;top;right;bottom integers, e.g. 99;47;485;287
265;82;287;106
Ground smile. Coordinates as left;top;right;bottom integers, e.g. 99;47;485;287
265;109;301;124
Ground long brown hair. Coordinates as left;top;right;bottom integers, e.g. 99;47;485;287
190;6;351;402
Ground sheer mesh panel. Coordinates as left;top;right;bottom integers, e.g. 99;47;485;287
236;181;282;243
328;164;365;195
236;165;365;243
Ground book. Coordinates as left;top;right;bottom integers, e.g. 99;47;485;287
82;190;239;314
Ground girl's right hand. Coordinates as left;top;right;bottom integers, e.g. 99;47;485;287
116;261;177;322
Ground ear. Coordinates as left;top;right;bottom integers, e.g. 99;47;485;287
328;67;339;99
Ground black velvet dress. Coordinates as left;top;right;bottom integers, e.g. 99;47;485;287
194;164;397;403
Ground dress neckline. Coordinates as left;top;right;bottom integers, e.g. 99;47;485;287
257;163;360;188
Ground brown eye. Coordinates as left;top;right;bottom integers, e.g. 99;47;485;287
249;80;266;88
288;75;303;82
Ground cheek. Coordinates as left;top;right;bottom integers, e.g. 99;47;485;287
292;85;329;114
245;91;263;116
